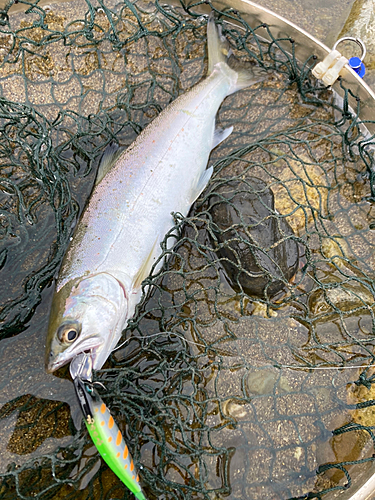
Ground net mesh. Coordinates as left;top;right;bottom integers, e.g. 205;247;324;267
1;0;375;499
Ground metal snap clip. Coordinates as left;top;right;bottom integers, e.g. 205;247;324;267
333;37;366;78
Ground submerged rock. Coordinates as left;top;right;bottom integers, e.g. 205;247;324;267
207;177;299;299
308;277;374;321
246;368;292;396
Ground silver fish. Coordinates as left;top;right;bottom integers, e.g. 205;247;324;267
45;14;265;373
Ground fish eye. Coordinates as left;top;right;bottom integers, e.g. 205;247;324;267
57;321;82;344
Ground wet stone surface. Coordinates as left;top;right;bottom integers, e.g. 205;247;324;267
207;177;299;299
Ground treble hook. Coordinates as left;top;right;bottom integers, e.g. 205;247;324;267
70;355;147;499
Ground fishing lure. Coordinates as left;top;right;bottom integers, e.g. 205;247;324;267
71;355;147;500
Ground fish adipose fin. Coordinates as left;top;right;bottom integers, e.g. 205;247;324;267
96;142;125;186
207;12;267;95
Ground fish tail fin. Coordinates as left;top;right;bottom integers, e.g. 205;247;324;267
207;12;229;73
207;12;267;95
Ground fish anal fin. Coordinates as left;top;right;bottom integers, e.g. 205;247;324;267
95;142;125;186
190;166;213;205
212;126;233;149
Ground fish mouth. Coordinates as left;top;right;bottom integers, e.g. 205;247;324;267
46;355;71;373
46;337;104;373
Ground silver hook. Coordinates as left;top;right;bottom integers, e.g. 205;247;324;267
70;352;93;382
333;37;366;62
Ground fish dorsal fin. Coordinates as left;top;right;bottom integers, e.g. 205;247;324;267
132;236;159;291
190;166;214;205
95;142;125;186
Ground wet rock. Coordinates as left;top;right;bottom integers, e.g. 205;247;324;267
337;0;375;80
246;370;278;395
308;277;374;321
207;177;299;299
221;399;253;420
270;149;329;235
246;368;292;396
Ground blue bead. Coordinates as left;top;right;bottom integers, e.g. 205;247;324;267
349;56;361;69
349;56;366;78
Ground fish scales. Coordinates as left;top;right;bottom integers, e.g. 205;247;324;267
46;15;266;372
59;75;230;289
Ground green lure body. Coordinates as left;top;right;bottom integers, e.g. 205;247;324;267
74;378;146;500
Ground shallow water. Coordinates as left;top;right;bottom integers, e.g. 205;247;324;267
0;1;375;500
257;0;375;91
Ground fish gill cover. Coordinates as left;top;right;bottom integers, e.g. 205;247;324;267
1;0;375;499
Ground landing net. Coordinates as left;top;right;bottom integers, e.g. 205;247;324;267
1;0;375;499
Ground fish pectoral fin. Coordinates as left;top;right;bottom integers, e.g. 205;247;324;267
190;166;214;204
95;142;125;186
133;237;159;291
212;126;233;149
